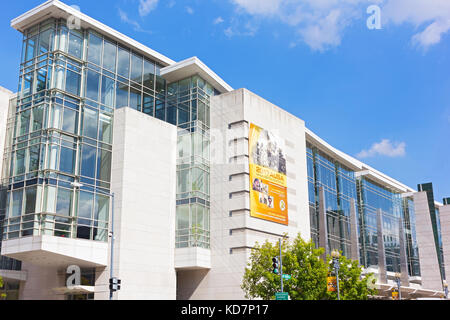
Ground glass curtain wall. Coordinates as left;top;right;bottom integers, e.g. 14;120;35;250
307;143;421;277
357;178;403;272
171;76;214;249
306;144;355;257
403;197;421;276
0;97;22;271
2;19;164;244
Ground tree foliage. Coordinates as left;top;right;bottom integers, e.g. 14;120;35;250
0;276;5;300
241;233;377;300
325;254;377;300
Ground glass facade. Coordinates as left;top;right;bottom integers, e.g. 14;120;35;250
171;76;216;249
358;178;402;272
307;142;422;276
0;97;22;271
307;144;355;257
402;197;421;276
1;18;217;251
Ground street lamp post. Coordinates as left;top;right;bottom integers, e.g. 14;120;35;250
394;272;402;300
71;182;115;300
331;250;341;300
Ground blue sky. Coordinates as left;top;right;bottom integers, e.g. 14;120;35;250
1;0;449;201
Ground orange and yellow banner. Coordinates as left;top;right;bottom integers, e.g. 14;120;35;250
249;123;288;225
327;276;337;292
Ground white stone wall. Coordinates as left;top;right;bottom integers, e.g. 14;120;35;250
413;192;443;291
177;88;310;300
107;107;177;300
438;204;450;282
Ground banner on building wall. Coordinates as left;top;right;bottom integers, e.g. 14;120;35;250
248;123;288;225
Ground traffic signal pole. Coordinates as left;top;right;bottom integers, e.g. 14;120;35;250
279;238;283;293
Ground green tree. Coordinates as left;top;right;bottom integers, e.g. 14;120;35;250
241;233;377;300
0;276;6;300
326;253;377;300
241;234;328;300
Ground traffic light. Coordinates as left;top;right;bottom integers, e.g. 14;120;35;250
109;277;121;292
272;257;279;274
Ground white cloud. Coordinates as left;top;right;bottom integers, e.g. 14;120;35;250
118;9;153;34
228;0;450;51
357;139;406;159
224;19;259;38
139;0;159;17
214;17;225;25
186;6;194;15
382;0;450;49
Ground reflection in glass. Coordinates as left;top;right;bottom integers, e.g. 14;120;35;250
81;144;97;178
101;76;115;107
116;82;129;109
56;188;73;216
85;70;100;102
78;191;94;219
103;40;117;72
87;32;102;66
82;108;98;139
117;46;130;79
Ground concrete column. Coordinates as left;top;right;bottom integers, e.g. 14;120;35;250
438;204;450;283
413;192;442;291
377;209;387;284
349;198;360;263
18;263;65;300
398;217;410;286
318;187;329;260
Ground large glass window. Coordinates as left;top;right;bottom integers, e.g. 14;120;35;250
45;186;57;213
28;145;40;172
56;188;73;217
85;70;100;102
129;87;141;111
32;105;44;132
11;190;23;217
116;83;129;109
117;46;130;79
130;53;143;83
25;187;37;215
14;149;26;176
96;149;111;182
103;40;117;72
81;144;97;178
62;107;78;134
143;94;154;116
94;194;109;221
18;110;31;136
68;31;83;59
87;32;102;66
65;69;81;96
143;59;155;90
36;67;47;92
101;76;115;107
25;36;36;62
99;113;112;144
50;104;62;129
23;73;34;97
59;147;76;174
78;191;94;219
82;108;98;139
